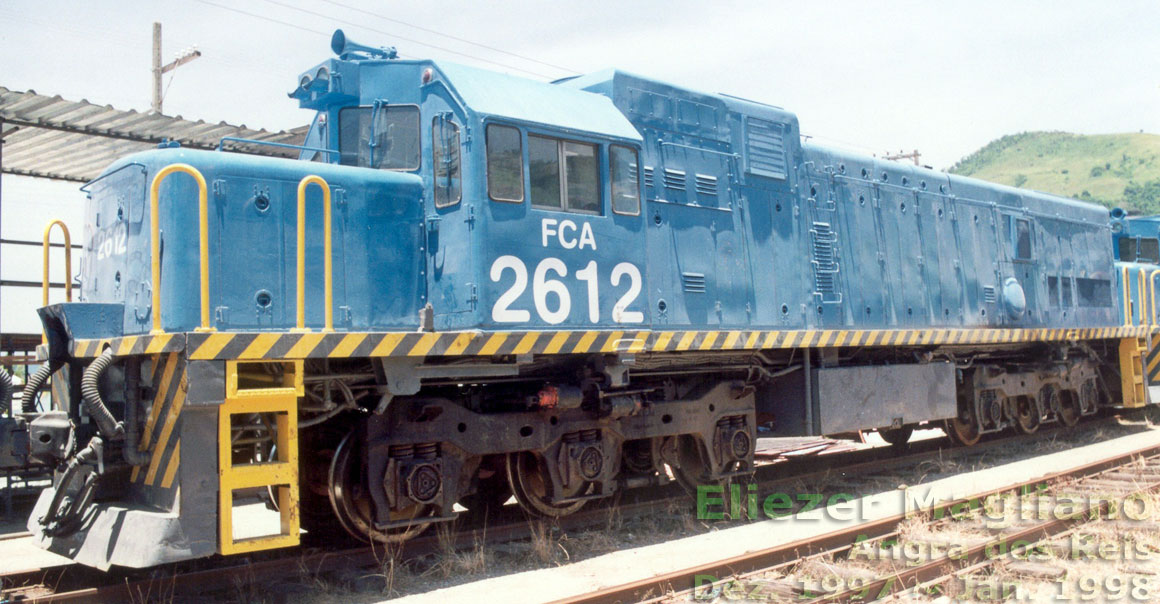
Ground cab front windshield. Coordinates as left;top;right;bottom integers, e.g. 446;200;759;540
339;105;420;170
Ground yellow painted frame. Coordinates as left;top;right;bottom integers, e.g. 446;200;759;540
1119;338;1148;408
218;360;302;555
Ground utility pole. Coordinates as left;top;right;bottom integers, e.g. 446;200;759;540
151;22;201;114
884;149;922;166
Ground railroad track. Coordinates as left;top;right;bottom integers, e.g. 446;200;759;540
1;412;1147;602
554;426;1160;603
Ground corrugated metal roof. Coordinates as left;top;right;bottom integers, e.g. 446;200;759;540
0;86;308;182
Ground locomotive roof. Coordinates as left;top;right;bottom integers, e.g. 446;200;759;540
556;68;801;127
435;62;643;143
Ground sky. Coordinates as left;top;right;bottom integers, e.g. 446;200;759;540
2;0;1159;333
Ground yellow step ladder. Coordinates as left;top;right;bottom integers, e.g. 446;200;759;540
1146;334;1160;404
1119;337;1150;408
218;360;301;554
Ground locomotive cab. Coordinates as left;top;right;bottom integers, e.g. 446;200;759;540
292;40;650;332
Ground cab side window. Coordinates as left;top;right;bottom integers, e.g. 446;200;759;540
1139;237;1160;263
1120;237;1138;262
432;116;461;208
563;141;599;214
487;125;523;202
1004;215;1033;261
529;135;562;209
1014;218;1032;260
339;105;419;170
610;145;641;216
527;134;599;215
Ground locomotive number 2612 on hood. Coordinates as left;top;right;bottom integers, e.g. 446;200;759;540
487;218;644;325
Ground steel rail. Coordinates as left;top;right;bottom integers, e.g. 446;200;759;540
1;413;1140;602
801;452;1160;603
555;438;1160;604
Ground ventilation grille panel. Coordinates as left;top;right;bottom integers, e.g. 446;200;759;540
810;222;840;300
746;118;788;180
663;168;686;190
694;174;718;196
682;272;706;293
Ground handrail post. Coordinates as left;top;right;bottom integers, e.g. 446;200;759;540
1150;269;1160;328
1123;265;1132;326
1139;268;1148;326
294;175;333;333
42;220;73;305
41;220;73;343
149;164;212;335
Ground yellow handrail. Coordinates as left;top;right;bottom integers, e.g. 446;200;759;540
41;220;72;306
1150;269;1160;327
1123;265;1132;326
1139;268;1148;326
149;164;213;334
294;175;333;332
41;220;73;344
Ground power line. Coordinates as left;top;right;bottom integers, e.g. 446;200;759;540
0;10;146;54
251;0;561;79
317;0;580;75
192;0;332;38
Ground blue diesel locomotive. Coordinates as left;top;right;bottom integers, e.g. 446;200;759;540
12;31;1157;568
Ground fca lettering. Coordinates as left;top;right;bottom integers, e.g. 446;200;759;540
541;218;596;250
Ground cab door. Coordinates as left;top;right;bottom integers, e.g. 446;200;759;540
480;122;649;332
423;98;476;330
999;211;1039;326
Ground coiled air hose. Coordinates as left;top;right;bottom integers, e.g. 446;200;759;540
40;436;103;537
81;349;123;440
21;360;62;413
39;349;129;537
0;366;12;416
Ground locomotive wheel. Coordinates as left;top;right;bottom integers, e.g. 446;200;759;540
328;430;433;543
670;435;723;495
880;426;914;447
1058;392;1081;427
1013;396;1040;434
621;439;657;475
296;420;351;533
946;414;981;447
505;451;587;518
459;461;513;517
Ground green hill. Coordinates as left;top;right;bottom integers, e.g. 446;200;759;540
948;131;1160;214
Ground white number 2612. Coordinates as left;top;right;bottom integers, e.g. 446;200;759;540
490;256;643;325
